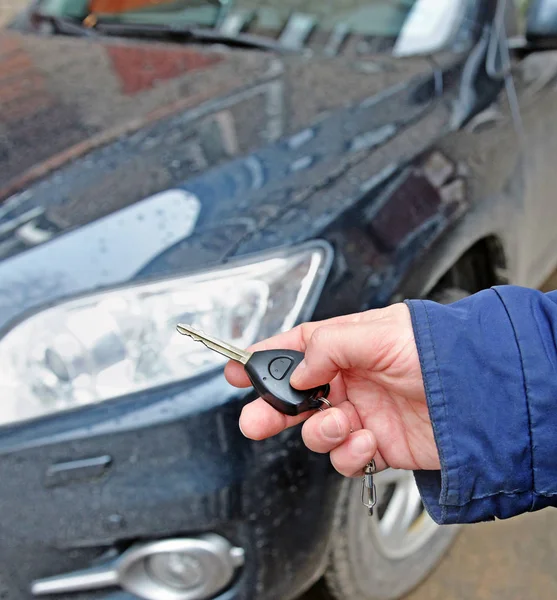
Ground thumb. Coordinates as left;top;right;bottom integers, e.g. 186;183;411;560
290;322;386;389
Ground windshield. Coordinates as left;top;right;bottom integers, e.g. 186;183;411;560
39;0;469;55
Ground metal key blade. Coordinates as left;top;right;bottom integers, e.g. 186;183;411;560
176;323;252;365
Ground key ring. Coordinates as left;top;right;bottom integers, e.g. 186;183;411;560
362;459;377;516
315;398;377;516
317;398;333;412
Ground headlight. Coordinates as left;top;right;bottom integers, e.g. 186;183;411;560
0;242;332;427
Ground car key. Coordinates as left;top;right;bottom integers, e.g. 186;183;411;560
177;323;375;515
176;324;330;416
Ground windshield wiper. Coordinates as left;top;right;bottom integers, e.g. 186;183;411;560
41;15;293;54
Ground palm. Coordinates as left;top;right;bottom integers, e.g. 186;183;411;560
340;371;437;472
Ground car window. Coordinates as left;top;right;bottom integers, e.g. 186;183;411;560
42;0;472;55
90;0;416;35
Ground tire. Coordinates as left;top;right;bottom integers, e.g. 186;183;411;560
319;287;469;600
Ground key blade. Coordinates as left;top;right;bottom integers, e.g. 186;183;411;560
176;324;252;365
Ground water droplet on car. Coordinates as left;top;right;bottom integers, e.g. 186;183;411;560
105;514;125;531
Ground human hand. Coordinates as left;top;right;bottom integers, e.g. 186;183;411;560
224;304;440;478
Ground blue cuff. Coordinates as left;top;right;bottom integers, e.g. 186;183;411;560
493;286;557;496
405;289;534;524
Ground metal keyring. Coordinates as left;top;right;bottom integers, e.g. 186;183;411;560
316;397;376;515
317;398;333;412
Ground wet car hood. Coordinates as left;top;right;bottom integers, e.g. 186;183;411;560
0;30;438;329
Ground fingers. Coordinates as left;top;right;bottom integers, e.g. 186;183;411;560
300;407;351;453
290;322;377;390
239;398;311;440
240;400;379;479
330;430;377;477
301;402;361;450
224;311;379;389
223;361;253;389
228;307;397;448
240;398;383;478
238;372;348;442
300;408;378;476
223;324;306;388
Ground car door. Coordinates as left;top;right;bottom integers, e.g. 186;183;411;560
510;0;557;286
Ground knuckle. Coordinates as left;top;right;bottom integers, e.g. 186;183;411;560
309;325;349;370
310;325;337;348
297;322;312;349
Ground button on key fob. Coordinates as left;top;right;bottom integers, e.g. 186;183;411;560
176;324;330;416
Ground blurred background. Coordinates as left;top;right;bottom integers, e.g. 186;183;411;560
0;2;20;26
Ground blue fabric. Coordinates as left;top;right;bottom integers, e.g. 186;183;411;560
405;286;557;524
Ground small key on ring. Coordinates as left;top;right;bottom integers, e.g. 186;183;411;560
178;324;375;515
362;460;377;517
317;400;377;516
176;324;330;416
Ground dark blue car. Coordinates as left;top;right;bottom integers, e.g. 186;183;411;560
2;1;557;599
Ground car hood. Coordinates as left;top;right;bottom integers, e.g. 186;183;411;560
0;30;439;329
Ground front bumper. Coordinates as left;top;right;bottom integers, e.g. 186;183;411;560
0;370;343;600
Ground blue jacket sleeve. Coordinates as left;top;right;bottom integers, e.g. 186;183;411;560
405;285;557;525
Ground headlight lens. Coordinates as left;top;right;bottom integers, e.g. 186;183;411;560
0;242;332;426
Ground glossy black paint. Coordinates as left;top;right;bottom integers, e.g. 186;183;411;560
2;1;557;599
0;373;341;600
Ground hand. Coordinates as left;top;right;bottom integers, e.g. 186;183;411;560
224;303;440;478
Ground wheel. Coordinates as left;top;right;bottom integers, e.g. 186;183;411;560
320;471;459;600
319;287;469;600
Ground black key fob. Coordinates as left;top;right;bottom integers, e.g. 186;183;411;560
244;350;330;416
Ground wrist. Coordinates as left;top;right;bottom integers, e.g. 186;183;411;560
406;291;533;524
